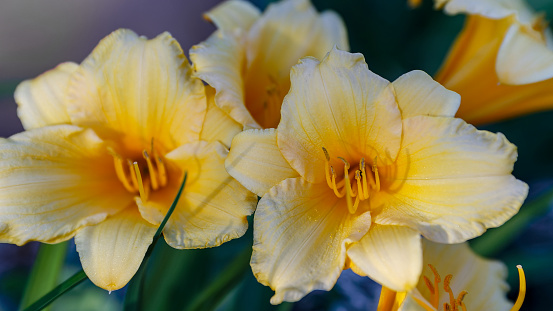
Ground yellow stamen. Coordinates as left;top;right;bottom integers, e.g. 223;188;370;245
457;291;468;311
339;157;355;214
360;158;369;199
428;264;441;309
108;148;136;192
133;162;147;202
157;156;168;187
373;156;381;192
443;274;457;311
510;265;526;311
127;160;139;190
323;147;332;188
143;150;159;190
330;166;345;198
355;170;364;200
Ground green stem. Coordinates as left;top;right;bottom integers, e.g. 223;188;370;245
183;246;252;311
19;241;68;311
471;186;553;257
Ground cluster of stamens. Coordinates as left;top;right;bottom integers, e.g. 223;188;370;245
421;264;468;311
108;143;168;202
322;147;380;214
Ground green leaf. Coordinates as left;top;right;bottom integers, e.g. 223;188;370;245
124;171;188;311
22;270;88;311
19;241;68;311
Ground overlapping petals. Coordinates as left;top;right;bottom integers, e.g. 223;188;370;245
435;0;553;124
191;0;349;128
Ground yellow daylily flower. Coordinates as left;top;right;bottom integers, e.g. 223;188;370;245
435;0;553;125
190;0;349;129
377;240;525;311
1;29;256;291
225;47;528;304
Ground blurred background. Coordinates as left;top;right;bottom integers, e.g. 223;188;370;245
1;0;553;310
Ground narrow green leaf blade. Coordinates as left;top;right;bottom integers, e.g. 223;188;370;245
22;270;88;311
20;241;68;310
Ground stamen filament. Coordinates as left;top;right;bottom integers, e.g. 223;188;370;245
339;157;355;214
323;148;332;188
127;160;139;190
510;265;526;311
157;156;168;187
373;157;381;192
443;275;457;311
360;158;369;199
110;152;135;192
133;162;147;202
457;291;468;311
143;150;159;190
428;264;441;309
355;170;364;200
330;167;345;198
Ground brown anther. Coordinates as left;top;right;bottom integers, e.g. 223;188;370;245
322;147;330;161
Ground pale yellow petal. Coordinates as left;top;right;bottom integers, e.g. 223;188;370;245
204;0;261;31
191;30;256;128
496;23;553;84
67;29;206;151
15;62;77;130
392;70;460;119
0;125;132;245
373;116;528;243
347;224;422;292
136;141;256;249
75;208;157;292
200;86;242;148
400;240;513;311
251;177;372;304
278;48;402;184
225;128;299;197
439;0;535;25
243;0;349;128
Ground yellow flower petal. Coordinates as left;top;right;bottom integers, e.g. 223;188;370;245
244;0;349;128
75;208;157;292
392;70;460;119
203;0;261;31
191;30;255;128
278;48;402;184
67;29;206;150
225;128;299;197
14;62;77;130
0;125;132;245
373;116;528;243
194;0;349;129
438;0;535;25
136;141;256;249
200;86;242;148
496;23;553;84
347;224;422;292
251;177;371;304
400;240;513;311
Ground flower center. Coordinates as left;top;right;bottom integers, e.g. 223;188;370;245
108;142;168;202
322;147;380;214
418;264;468;311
